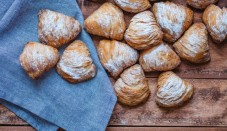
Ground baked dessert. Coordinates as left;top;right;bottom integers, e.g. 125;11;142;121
152;1;193;43
124;11;163;50
173;23;210;63
38;9;81;48
57;40;96;83
114;64;150;106
19;42;59;79
139;42;181;72
84;3;126;40
97;40;138;78
114;0;151;13
203;4;227;43
156;71;194;107
187;0;218;9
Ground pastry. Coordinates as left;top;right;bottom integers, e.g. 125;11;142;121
19;42;59;79
203;4;227;43
97;40;138;78
57;40;96;83
114;0;151;13
38;9;81;48
124;11;163;50
139;42;181;72
156;71;194;107
84;3;126;40
187;0;218;9
152;1;193;43
173;23;210;63
114;64;150;106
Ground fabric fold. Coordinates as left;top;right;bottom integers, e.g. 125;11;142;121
0;0;117;130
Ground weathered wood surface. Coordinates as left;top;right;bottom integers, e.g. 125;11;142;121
1;0;227;130
1;79;227;126
78;0;227;79
0;126;227;131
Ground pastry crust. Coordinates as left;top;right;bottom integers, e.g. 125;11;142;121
124;11;163;50
114;0;151;13
38;9;81;48
156;71;194;108
173;23;210;63
187;0;218;9
84;3;126;40
114;64;150;106
152;1;193;43
19;42;59;79
203;4;227;43
57;40;96;83
139;42;181;72
97;40;138;78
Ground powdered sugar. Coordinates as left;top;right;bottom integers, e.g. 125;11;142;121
154;2;187;40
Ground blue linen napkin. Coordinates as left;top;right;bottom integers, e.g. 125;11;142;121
0;0;117;130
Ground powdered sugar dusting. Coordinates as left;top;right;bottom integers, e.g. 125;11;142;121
156;72;193;107
124;11;162;50
98;40;138;77
154;2;186;40
57;41;96;80
38;9;81;48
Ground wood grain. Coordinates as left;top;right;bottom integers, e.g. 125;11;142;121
1;79;227;126
0;126;227;131
1;0;227;130
78;0;227;79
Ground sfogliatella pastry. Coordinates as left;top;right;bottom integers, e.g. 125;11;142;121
203;4;227;43
57;40;96;83
152;1;193;43
84;3;126;40
114;0;151;13
97;40;138;78
38;9;81;48
139;42;181;72
156;71;194;107
114;64;150;106
19;42;59;79
187;0;218;9
173;23;210;63
124;11;163;50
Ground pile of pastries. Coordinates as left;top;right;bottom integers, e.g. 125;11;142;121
20;9;96;83
84;0;226;107
19;0;226;108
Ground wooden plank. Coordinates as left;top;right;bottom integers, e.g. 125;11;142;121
0;105;27;125
107;127;227;131
1;79;226;126
0;126;35;131
110;79;227;126
77;0;227;79
0;126;226;131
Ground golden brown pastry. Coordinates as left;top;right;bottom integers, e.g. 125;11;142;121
139;42;181;72
114;0;151;13
97;40;138;78
38;9;82;48
19;42;59;79
203;4;227;43
156;71;194;108
187;0;218;9
124;11;163;50
152;1;193;43
57;40;96;83
173;23;210;63
114;64;150;106
84;3;126;40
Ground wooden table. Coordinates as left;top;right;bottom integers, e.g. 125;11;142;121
1;0;227;130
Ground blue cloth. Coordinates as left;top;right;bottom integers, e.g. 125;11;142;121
0;0;117;130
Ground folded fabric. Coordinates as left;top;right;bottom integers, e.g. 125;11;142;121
0;0;117;130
